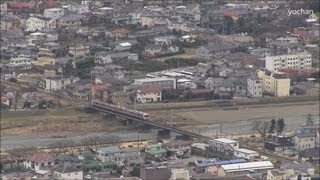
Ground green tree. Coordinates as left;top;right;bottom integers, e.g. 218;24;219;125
268;119;276;134
306;114;314;126
276;118;285;135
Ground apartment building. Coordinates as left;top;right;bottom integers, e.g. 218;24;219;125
247;76;263;97
134;77;177;89
44;8;64;19
136;86;162;103
257;69;290;97
265;52;312;71
294;128;319;151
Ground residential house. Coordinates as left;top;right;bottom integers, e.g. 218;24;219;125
57;14;85;27
257;69;290;97
44;8;64;19
136;86;162;103
293;128;319;151
264;135;295;152
91;84;111;102
145;143;167;159
33;56;56;67
26;17;56;32
97;146;142;166
217;161;274;176
134;77;177;89
0;14;21;31
53;167;83;180
247;76;263;97
166;141;191;158
205;77;246;98
24;152;54;172
67;3;90;14
111;28;129;39
267;169;297;180
43;64;62;77
141;13;168;28
69;45;90;58
38;42;68;58
67;80;91;101
10;57;32;66
144;44;162;56
111;91;130;106
197;43;233;60
280;162;315;177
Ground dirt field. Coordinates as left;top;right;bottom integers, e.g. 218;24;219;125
0;108;129;137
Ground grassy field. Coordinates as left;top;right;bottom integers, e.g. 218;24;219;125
0;108;128;137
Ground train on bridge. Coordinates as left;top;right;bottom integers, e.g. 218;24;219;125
91;100;150;120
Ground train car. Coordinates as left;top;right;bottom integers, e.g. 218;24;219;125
91;100;150;120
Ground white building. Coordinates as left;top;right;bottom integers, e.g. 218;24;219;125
218;161;274;176
0;2;7;15
209;138;239;152
233;148;259;160
67;4;90;14
134;77;177;89
26;17;56;32
170;169;190;180
44;8;64;19
247;76;263;97
136;86;162;103
293;128;319;151
69;46;89;58
54;167;83;180
265;52;312;71
41;77;79;92
10;57;32;65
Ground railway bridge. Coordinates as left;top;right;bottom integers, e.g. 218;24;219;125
89;101;211;142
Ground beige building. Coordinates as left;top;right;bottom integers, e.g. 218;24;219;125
293;128;319;151
69;46;89;58
267;169;296;180
257;69;290;97
265;52;312;71
170;169;190;180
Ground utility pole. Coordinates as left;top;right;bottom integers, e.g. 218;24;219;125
170;109;173;127
219;123;222;138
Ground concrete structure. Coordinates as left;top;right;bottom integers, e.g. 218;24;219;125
209;138;239;152
97;146;142;166
265;53;312;71
257;69;290;97
217;161;274;176
136;86;162;103
170;168;190;180
197;43;233;60
44;8;64;19
134;77;176;89
247;76;263;97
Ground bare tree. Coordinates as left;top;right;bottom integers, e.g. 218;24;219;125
49;140;76;154
251;120;271;139
8;147;36;168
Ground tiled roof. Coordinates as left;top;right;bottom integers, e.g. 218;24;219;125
26;152;54;163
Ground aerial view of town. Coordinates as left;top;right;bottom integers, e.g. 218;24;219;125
0;0;319;179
